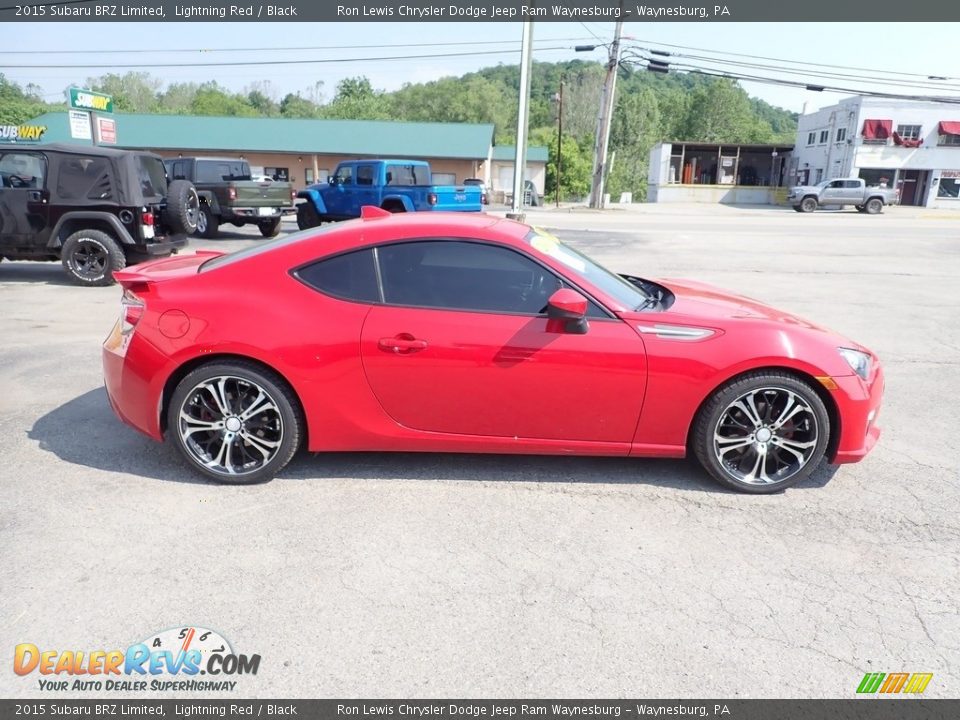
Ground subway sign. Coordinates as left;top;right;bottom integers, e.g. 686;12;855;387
69;88;113;113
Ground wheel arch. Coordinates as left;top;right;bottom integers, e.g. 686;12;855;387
159;352;309;446
48;212;134;249
685;365;842;462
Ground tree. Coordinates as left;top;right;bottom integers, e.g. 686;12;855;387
606;89;661;201
86;72;161;113
280;93;318;118
190;82;257;117
0;74;61;125
321;76;391;120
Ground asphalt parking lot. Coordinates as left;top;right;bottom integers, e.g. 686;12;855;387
1;205;958;698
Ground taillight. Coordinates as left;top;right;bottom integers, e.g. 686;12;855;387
141;211;154;225
228;187;237;201
427;193;438;206
120;290;144;335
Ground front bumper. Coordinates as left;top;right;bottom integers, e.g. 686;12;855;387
829;365;885;464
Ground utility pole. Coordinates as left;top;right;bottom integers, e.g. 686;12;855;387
509;21;534;220
555;78;564;208
588;18;624;209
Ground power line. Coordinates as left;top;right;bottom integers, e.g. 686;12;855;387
634;56;960;104
0;46;573;70
0;37;596;56
624;38;957;82
620;48;960;93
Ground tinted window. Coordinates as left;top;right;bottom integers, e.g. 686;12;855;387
378;240;562;315
334;165;353;185
195;160;250;183
385;164;430;186
137;155;167;197
57;156;112;199
296;248;380;303
356;165;375;186
0;152;46;189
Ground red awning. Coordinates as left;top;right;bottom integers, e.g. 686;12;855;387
862;119;892;139
938;121;960;135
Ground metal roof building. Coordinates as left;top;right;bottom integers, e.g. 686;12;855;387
22;112;546;194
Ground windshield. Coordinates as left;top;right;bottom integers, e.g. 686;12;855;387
137;155;167;198
524;228;649;310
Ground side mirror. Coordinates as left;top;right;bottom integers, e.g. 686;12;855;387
546;288;589;334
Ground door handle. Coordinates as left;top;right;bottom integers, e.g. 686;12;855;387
28;191;42;201
378;336;428;353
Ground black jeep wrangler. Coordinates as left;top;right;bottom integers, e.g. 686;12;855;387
0;143;198;286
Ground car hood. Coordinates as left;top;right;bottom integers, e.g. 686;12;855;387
787;185;818;194
652;277;842;337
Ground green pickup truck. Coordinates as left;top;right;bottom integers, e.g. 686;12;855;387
164;157;295;238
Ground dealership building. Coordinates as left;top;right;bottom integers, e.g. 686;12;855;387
20;112;547;199
788;97;960;208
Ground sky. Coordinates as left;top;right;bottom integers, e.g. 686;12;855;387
3;22;960;114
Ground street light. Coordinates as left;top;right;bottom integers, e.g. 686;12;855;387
770;150;779;187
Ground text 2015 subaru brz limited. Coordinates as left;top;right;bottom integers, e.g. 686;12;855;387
103;208;883;493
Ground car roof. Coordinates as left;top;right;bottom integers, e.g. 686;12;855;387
32;143;149;159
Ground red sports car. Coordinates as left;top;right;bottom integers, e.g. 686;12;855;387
102;208;883;493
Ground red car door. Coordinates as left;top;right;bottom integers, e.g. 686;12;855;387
359;240;647;443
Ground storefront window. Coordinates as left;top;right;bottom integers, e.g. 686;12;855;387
859;168;896;188
937;176;960;199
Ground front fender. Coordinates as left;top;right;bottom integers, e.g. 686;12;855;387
296;187;328;215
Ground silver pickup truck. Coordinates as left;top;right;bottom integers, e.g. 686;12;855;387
787;178;898;214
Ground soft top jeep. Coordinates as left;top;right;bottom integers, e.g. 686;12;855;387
0;143;199;286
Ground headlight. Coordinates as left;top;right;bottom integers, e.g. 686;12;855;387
838;347;871;380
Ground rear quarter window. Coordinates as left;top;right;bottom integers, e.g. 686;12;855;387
294;248;380;303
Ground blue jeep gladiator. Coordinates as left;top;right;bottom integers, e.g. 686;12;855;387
296;159;483;229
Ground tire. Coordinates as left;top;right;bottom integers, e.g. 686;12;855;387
692;371;830;494
258;218;282;238
855;205;866;213
792;205;804;213
800;197;818;213
296;203;321;230
164;180;199;235
61;229;126;286
865;198;883;214
196;206;219;239
167;361;303;484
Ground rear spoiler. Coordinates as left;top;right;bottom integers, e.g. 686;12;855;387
113;250;224;290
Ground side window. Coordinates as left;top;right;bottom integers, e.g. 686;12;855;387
377;240;564;315
334;165;353;185
57;156;111;200
171;160;187;180
0;153;46;189
195;161;220;183
356;165;376;186
828;180;843;188
295;248;380;304
843;180;861;189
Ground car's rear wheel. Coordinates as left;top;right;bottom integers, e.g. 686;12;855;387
168;362;303;484
61;229;126;286
865;198;884;214
692;372;830;494
164;180;200;235
258;218;282;237
296;203;320;230
800;197;818;213
196;206;219;238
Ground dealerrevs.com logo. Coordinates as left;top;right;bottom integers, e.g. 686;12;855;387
13;626;260;692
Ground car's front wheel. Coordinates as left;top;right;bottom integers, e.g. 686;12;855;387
296;203;321;230
168;362;303;484
692;372;830;493
61;229;126;286
865;198;884;214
